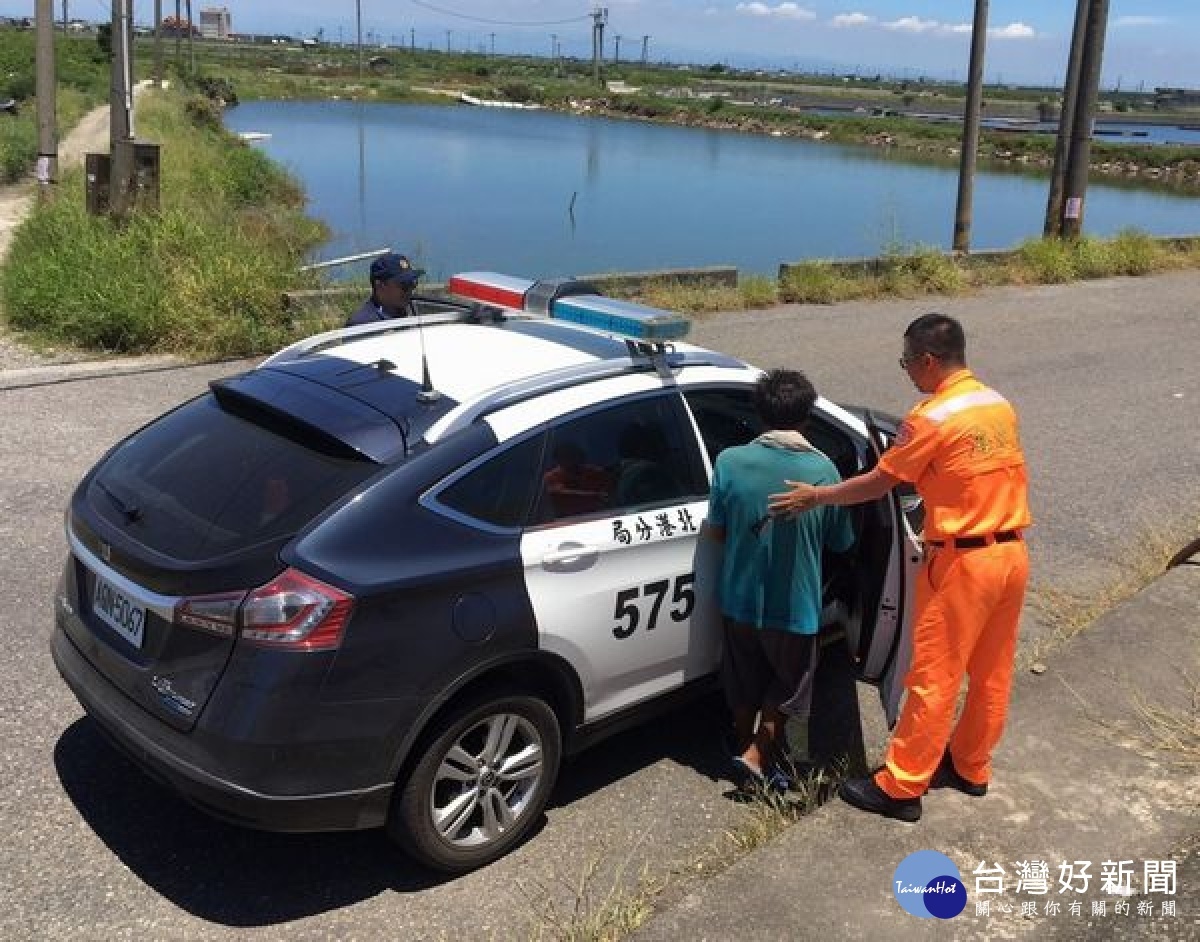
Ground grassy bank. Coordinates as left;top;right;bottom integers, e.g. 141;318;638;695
1;85;327;356
624;231;1200;314
0;28;110;182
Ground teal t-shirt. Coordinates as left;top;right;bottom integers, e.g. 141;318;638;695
707;441;854;634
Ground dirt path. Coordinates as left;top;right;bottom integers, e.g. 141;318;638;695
0;82;152;370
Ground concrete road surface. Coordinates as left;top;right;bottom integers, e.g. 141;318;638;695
1;272;1197;939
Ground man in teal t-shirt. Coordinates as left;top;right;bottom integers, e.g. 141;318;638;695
705;369;854;788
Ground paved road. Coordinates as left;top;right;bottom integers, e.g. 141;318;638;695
1;272;1197;939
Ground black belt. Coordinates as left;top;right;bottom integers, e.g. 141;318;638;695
928;530;1021;550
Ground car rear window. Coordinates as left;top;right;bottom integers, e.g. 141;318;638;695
90;394;378;562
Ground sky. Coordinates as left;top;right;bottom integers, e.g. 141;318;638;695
22;1;1200;89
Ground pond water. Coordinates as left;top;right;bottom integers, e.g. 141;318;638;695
223;100;1200;281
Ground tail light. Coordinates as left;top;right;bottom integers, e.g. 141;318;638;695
239;568;355;652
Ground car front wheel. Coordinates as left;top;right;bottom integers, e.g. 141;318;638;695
389;692;562;872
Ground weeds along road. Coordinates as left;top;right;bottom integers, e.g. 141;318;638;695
1;271;1197;940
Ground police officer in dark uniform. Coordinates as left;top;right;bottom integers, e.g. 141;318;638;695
346;252;424;327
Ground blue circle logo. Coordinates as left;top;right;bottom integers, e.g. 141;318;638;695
892;850;967;919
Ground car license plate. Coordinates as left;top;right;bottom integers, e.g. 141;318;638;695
93;574;146;649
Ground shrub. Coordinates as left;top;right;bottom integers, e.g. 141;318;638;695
893;247;967;295
498;81;544;104
184;95;223;131
779;262;857;304
1109;229;1161;275
1018;238;1077;283
1071;237;1115;279
738;275;778;307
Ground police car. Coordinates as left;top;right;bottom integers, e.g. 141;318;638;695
52;272;921;873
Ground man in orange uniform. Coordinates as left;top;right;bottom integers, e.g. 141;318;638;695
768;313;1031;821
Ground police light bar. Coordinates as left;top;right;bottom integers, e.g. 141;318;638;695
447;270;691;342
447;272;534;310
549;295;691;342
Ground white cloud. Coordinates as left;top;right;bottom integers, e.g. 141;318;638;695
884;16;939;34
989;22;1037;41
735;2;817;20
1114;15;1168;27
879;16;1036;40
831;12;873;28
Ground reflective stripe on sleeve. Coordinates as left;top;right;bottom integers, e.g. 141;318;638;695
923;388;1009;423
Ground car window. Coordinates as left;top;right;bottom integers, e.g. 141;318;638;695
90;395;378;562
683;387;766;465
530;395;707;526
437;433;546;528
685;386;862;480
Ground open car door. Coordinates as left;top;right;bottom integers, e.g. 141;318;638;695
845;411;923;726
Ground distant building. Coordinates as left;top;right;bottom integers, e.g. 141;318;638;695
199;6;232;40
1155;87;1200;111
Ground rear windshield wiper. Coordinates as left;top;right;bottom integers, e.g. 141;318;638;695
95;479;143;524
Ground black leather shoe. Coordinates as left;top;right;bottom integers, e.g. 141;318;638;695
839;776;922;822
930;752;988;796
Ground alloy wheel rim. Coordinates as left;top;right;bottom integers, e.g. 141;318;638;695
430;712;544;849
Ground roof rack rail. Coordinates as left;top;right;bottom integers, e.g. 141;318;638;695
426;348;742;443
264;296;509;365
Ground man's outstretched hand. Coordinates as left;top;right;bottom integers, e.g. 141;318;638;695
768;480;819;517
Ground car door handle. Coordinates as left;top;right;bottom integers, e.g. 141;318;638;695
541;543;599;572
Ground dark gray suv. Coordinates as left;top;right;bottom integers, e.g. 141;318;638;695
52;272;919;872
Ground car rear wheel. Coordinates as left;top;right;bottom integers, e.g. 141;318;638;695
389;692;562;872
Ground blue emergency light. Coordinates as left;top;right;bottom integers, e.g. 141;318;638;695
447;271;691;342
549;295;691;342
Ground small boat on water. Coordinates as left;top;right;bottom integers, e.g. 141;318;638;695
459;92;542;110
238;131;272;142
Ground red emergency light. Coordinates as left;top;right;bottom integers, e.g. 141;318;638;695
446;272;534;310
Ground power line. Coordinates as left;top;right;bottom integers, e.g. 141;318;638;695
408;0;589;27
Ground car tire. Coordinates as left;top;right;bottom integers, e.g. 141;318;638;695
388;691;562;873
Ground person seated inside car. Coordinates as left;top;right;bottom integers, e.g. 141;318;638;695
541;441;614;520
614;420;677;506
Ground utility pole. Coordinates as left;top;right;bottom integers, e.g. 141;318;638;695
110;0;135;218
410;27;415;51
1061;0;1111;239
952;0;988;253
153;0;163;87
550;33;556;60
35;0;58;189
1044;0;1090;236
641;35;649;65
185;0;194;74
446;29;452;53
355;0;363;78
174;0;181;64
591;7;607;85
489;32;495;57
613;35;621;64
60;0;68;31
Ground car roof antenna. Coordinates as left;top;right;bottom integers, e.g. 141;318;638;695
412;295;442;403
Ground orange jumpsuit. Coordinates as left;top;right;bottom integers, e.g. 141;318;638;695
875;368;1032;799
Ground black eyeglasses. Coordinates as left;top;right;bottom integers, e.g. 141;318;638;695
899;351;929;370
